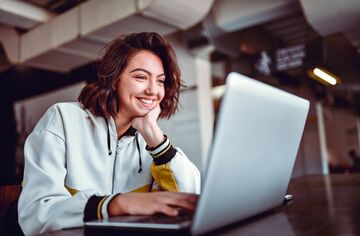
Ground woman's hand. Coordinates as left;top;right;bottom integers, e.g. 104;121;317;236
108;192;199;217
131;105;164;147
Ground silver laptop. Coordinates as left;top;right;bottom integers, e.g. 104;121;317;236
85;72;310;235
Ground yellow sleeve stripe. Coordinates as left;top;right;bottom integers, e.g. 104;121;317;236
65;185;79;196
97;196;109;220
151;163;179;192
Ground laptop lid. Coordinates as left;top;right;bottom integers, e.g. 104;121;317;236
191;72;309;235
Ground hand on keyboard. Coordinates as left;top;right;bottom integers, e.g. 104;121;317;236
108;192;199;217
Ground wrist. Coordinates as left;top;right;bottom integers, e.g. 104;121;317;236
142;124;164;148
146;133;165;148
108;194;125;216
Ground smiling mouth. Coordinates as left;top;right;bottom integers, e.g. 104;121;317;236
138;98;155;107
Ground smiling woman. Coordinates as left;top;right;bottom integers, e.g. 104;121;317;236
17;32;201;235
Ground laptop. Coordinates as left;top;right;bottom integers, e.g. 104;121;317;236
85;72;310;235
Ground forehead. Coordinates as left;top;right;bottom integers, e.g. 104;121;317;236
126;50;164;72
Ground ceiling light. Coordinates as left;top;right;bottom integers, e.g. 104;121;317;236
313;68;337;85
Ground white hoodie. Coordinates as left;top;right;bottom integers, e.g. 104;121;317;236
18;102;200;235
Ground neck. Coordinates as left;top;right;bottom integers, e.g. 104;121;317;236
114;114;131;139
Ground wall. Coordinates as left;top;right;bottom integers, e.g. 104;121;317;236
323;106;359;169
291;85;323;177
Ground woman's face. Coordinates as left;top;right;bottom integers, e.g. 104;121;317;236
116;50;165;119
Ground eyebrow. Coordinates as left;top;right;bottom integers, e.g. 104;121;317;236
129;68;165;78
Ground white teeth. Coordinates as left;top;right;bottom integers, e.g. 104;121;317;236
139;99;153;105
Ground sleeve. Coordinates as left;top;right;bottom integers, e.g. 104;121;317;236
147;136;201;194
17;107;99;235
84;193;120;221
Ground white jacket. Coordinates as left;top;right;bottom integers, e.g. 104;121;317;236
18;102;200;235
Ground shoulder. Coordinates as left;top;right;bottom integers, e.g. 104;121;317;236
33;102;88;132
47;102;96;118
45;102;88;122
54;102;105;128
50;102;85;114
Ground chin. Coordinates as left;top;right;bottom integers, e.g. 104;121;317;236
133;109;150;117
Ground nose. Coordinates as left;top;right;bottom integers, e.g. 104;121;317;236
145;80;158;95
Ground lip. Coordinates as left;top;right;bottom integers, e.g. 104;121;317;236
137;97;157;108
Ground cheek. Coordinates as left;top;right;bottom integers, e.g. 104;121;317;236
127;83;144;96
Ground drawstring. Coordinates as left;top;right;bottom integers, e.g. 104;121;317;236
135;133;143;173
105;118;142;173
106;119;112;156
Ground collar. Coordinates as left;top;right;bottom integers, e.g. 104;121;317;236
121;126;137;137
108;116;137;140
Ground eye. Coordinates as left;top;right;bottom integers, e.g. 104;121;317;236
135;75;147;80
157;79;165;85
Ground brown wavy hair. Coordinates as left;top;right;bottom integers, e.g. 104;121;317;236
78;32;183;119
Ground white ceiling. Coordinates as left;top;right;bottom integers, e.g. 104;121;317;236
0;0;214;72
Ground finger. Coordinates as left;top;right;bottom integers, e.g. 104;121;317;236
163;192;199;207
165;192;199;203
181;193;199;202
159;194;197;211
157;204;179;216
169;198;196;211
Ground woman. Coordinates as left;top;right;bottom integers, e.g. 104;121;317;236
18;32;201;235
